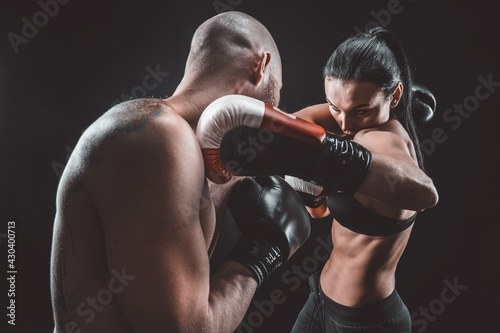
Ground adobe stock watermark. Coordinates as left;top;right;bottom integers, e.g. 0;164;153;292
420;73;499;157
354;0;414;34
110;64;170;107
7;0;72;54
404;276;468;333
213;0;244;14
237;233;333;333
62;267;136;333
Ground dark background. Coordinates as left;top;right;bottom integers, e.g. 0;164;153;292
1;0;499;332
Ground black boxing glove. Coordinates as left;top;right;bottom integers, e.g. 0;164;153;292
227;176;311;286
196;94;372;194
412;83;436;124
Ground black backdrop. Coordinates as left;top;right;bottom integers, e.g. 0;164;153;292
1;0;499;332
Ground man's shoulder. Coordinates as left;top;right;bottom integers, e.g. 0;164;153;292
101;98;184;132
71;98;199;173
85;98;193;145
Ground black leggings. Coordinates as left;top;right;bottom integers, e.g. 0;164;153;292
291;271;412;333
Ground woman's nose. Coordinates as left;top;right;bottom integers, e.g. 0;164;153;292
339;114;354;132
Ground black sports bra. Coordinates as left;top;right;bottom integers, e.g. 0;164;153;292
328;193;416;236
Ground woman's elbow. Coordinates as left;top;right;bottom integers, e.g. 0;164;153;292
415;181;439;212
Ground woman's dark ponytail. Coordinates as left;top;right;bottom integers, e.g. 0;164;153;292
368;28;425;171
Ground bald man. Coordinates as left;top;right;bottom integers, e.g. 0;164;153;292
50;12;309;333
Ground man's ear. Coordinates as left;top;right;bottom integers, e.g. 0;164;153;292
252;52;271;86
391;82;403;108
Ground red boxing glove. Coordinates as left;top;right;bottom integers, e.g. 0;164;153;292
196;95;372;194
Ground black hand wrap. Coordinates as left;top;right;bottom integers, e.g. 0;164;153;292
312;133;373;194
228;234;283;286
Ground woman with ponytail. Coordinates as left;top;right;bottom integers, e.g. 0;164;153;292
289;27;439;332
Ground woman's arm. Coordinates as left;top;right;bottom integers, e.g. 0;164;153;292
354;129;439;211
293;103;343;135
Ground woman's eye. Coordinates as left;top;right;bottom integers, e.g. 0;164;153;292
329;105;340;112
354;109;368;115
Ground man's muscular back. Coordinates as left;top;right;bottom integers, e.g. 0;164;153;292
51;99;218;332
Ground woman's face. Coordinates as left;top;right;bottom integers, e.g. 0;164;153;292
324;77;401;139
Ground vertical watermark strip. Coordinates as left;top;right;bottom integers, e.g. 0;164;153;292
6;221;17;326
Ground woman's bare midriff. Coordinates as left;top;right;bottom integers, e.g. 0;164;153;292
320;219;413;306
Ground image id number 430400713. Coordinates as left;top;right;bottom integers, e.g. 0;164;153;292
6;221;17;326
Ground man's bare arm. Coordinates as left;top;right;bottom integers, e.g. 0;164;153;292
91;115;256;333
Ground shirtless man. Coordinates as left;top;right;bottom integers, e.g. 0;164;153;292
50;12;310;333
